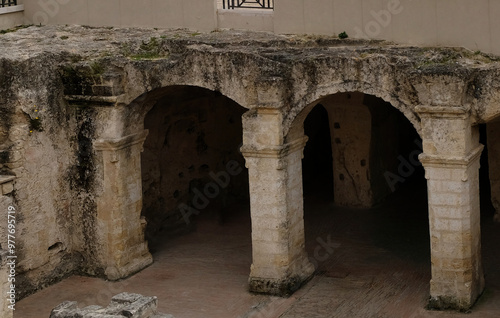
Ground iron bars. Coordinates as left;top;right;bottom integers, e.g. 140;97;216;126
1;0;17;7
223;0;273;10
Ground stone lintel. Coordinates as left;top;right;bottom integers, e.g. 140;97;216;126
415;105;470;119
241;136;308;159
94;130;149;152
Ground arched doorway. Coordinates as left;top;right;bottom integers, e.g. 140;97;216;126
140;86;249;242
299;93;431;313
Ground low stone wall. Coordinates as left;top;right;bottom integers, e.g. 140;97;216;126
50;293;173;318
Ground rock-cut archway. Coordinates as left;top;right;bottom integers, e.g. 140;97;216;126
86;84;251;281
58;36;500;312
140;86;249;243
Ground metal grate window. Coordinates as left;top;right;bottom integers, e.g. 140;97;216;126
223;0;273;10
1;0;17;8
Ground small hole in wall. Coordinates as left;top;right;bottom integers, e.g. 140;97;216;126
48;242;64;252
339;174;345;181
173;190;180;198
199;164;209;173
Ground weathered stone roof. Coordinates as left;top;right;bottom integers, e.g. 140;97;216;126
1;25;498;66
1;24;500;133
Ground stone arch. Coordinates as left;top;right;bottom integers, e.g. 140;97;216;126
90;83;250;281
284;85;421;143
108;85;251;140
139;85;249;238
288;90;423;208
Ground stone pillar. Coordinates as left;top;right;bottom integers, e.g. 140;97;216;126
241;109;314;296
487;121;500;220
417;106;484;310
323;93;373;207
94;130;153;280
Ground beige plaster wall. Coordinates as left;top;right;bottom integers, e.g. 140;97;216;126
23;0;217;31
274;0;500;55
22;0;500;55
217;9;273;32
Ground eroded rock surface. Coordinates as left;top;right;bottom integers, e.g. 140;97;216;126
1;25;500;305
50;292;173;318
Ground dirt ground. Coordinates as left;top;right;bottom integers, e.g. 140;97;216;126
14;179;500;318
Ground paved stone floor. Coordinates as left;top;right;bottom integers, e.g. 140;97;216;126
15;180;500;318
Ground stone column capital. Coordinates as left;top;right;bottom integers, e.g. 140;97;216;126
419;145;484;168
240;136;308;159
94;130;149;163
94;130;149;152
416;105;477;157
415;105;470;119
419;145;484;182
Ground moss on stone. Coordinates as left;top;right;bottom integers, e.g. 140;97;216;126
0;24;32;35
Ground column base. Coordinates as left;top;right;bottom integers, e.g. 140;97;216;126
104;252;153;281
427;295;478;312
249;262;315;296
427;278;485;311
249;275;313;296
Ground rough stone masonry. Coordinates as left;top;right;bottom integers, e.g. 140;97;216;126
1;24;500;313
50;292;173;318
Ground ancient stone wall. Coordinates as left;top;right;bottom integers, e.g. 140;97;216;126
1;26;500;312
0;54;80;298
303;93;417;208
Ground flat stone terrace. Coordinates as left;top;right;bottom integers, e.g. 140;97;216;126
0;24;497;67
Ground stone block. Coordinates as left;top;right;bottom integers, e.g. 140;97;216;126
429;192;469;206
120;296;157;318
1;182;13;195
50;293;172;318
110;292;143;305
49;301;79;318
